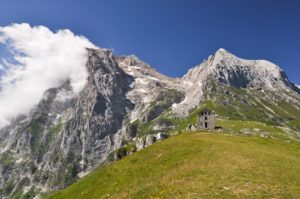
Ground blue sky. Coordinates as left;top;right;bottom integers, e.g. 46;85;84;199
0;0;299;84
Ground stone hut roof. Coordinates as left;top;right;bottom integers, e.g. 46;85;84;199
198;108;215;115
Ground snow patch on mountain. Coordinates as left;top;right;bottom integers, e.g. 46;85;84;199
116;55;185;122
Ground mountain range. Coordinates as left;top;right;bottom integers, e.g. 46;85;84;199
0;47;300;198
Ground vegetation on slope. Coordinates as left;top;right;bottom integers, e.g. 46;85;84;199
129;81;300;139
202;82;300;131
46;132;300;199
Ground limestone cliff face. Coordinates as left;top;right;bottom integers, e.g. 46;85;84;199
0;48;135;196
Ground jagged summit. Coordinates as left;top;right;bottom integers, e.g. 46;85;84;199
173;48;299;117
214;48;237;58
116;54;150;68
184;48;291;89
213;48;281;72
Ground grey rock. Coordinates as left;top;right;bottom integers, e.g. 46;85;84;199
135;138;145;151
156;132;169;141
191;124;197;131
145;135;156;147
186;123;197;131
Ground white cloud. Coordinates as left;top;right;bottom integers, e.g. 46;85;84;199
0;23;96;128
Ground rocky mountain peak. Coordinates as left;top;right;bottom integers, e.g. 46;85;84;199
172;48;299;117
0;47;136;196
214;48;237;59
212;48;281;75
183;48;293;90
116;54;152;70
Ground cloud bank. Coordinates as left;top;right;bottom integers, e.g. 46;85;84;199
0;23;96;128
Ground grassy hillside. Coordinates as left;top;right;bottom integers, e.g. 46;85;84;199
46;132;300;199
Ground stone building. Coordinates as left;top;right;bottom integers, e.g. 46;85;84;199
197;108;215;130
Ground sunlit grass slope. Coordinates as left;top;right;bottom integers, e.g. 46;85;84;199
46;132;300;199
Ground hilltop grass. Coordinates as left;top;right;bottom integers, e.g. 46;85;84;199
215;119;296;140
155;103;295;140
46;132;300;199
